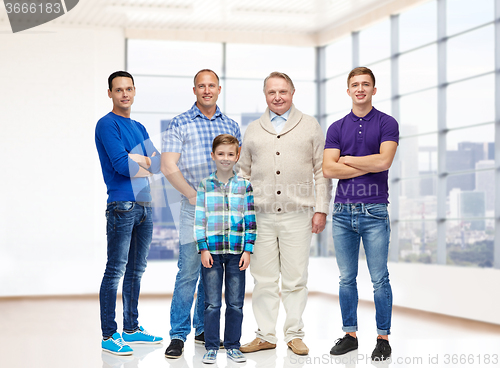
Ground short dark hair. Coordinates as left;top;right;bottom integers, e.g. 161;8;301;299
212;134;240;153
193;69;220;86
108;71;134;91
263;71;295;93
347;67;375;87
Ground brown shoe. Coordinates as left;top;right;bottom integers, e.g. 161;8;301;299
240;338;276;353
287;338;309;355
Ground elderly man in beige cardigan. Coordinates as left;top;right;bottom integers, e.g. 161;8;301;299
239;72;332;356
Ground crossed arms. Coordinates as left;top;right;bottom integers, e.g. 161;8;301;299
322;141;398;180
128;152;158;177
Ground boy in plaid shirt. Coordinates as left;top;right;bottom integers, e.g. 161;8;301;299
194;134;257;364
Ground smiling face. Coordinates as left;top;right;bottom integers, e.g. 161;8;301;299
193;71;221;113
211;143;239;176
108;77;135;116
264;77;294;116
347;74;377;108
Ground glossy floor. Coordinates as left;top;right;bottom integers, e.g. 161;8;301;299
2;293;499;368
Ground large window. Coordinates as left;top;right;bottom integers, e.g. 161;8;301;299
127;41;316;260
128;0;499;268
324;0;497;268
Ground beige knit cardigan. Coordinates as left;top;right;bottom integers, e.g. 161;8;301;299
239;104;332;215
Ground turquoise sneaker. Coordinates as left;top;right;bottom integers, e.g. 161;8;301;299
202;349;217;364
102;332;133;355
226;349;246;363
226;349;247;363
122;326;163;344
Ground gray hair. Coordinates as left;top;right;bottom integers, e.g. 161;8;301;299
263;71;295;93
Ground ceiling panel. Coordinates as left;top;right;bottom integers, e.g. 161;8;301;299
0;0;428;45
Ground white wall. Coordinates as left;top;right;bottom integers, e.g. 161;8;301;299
0;24;124;296
307;258;500;326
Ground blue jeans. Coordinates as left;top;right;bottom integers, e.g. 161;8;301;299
169;199;204;341
202;253;245;350
99;201;153;337
332;203;392;336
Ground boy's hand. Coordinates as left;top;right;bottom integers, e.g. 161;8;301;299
201;250;213;268
239;251;250;271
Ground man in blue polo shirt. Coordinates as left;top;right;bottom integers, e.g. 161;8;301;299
323;67;399;362
161;69;241;358
96;71;163;355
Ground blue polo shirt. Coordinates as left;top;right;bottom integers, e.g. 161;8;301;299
325;107;399;203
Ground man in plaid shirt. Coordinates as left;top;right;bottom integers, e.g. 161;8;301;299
161;69;241;358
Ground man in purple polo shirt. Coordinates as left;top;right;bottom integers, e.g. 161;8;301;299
323;67;399;362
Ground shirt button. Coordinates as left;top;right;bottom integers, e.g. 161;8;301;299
277;208;282;212
359;131;362;134
276;170;281;175
277;135;281;139
359;124;362;127
276;152;280;155
277;191;281;195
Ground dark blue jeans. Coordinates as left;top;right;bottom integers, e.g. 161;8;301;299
99;201;153;337
202;253;245;350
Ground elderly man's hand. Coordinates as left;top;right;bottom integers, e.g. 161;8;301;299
311;212;327;234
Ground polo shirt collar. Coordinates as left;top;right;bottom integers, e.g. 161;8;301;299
349;107;377;122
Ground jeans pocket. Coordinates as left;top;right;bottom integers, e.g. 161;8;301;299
114;201;135;212
365;204;388;219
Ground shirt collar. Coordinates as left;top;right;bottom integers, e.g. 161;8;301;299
209;170;238;185
269;107;291;122
189;102;223;120
349;107;377;122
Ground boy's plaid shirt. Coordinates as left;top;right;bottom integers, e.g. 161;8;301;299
194;171;257;254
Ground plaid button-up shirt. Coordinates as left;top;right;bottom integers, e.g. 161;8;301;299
162;103;242;193
195;172;257;254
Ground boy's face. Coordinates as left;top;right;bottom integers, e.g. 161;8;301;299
347;74;376;107
211;143;239;174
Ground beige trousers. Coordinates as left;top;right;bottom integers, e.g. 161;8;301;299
250;211;313;343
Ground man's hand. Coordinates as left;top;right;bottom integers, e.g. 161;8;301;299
239;251;251;271
312;212;327;234
201;250;213;268
188;193;197;206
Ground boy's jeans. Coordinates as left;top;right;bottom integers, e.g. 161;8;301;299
99;201;152;337
202;253;245;350
332;203;393;336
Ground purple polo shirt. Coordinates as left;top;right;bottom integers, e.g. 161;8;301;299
325;107;399;203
